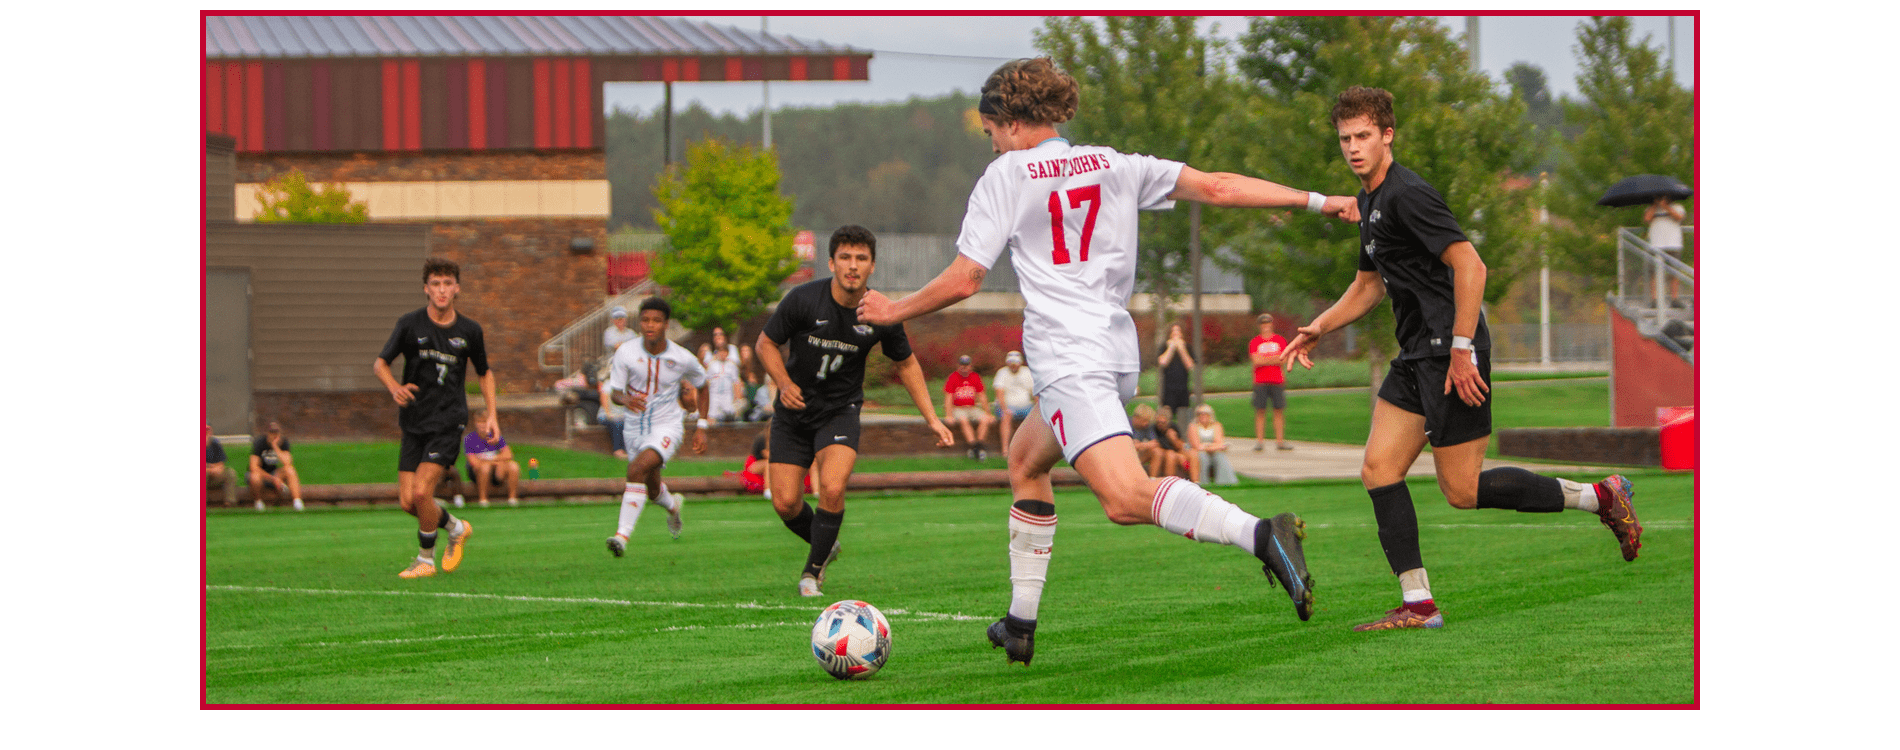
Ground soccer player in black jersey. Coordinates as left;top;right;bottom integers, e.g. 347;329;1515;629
755;225;954;597
1282;87;1643;631
372;257;494;579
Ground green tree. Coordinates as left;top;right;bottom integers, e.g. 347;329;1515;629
1504;61;1572;174
650;137;798;332
253;169;367;223
1228;16;1537;361
1546;16;1695;286
1035;16;1239;346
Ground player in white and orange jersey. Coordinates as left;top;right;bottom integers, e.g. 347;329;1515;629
604;296;710;557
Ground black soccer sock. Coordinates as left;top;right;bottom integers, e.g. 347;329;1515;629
783;501;815;544
804;508;844;578
1475;467;1565;513
1368;481;1425;575
418;530;438;550
437;510;454;529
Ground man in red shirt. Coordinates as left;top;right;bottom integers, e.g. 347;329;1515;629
943;354;996;460
1249;314;1292;451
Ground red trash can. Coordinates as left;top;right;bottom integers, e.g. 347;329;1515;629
1657;406;1696;470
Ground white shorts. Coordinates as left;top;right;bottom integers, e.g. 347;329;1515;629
623;423;685;464
1034;370;1139;464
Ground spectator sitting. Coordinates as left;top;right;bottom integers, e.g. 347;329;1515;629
991;350;1034;452
556;358;607;428
1153;406;1196;481
707;326;741;365
1187;404;1239;486
205;425;237;507
944;354;996;460
249;420;304;511
724;431;810;498
464;430;521;507
1129;403;1174;478
599;360;629;460
603;306;637;352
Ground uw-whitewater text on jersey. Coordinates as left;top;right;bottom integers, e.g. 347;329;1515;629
762;278;913;423
377;308;489;433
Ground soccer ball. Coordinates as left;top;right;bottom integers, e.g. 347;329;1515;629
810;600;892;679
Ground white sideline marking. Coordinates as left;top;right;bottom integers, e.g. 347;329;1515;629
206;585;983;622
207;623;810;651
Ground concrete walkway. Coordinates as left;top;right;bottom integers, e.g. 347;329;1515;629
1220;439;1615;483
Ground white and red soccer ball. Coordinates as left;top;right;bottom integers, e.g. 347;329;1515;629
811;600;892;679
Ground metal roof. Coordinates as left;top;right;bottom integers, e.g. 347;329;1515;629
203;16;870;59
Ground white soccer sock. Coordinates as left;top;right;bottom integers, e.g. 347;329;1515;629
1152;477;1258;555
1006;506;1058;622
1399;568;1432;604
652;483;678;512
617;483;647;538
1559;478;1599;512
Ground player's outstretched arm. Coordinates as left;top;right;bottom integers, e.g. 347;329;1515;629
1283;270;1388;369
857;254;986;327
1169;167;1359;221
894;354;955;448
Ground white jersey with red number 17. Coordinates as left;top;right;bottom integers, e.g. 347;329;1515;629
955;139;1185;393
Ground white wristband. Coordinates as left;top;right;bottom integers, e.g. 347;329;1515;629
1306;192;1326;213
696;419;709;430
1451;336;1473;350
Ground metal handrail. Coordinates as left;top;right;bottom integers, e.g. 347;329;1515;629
536;280;658;377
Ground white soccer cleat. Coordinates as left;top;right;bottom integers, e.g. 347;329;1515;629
797;574;823;598
606;534;627;558
666;503;683;540
292;498;305;511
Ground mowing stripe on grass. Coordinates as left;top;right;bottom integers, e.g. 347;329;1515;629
208;623;812;651
206;585;984;621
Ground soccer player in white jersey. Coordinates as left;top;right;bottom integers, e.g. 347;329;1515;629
604;297;711;557
857;57;1360;665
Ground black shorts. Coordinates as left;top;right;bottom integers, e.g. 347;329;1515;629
1377;351;1492;448
769;407;862;469
399;427;465;473
1252;383;1287;410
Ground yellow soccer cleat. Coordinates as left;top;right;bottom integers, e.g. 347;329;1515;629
441;519;474;572
398;559;437;579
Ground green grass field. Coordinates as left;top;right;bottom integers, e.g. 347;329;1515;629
205;468;1693;705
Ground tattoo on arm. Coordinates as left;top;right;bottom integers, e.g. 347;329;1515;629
966;267;986;283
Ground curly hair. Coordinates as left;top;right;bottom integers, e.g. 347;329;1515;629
1330;86;1396;132
637;295;671;321
422;256;460;282
979;57;1078;127
829;224;877;261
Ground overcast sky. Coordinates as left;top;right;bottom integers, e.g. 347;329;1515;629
605;14;1696;117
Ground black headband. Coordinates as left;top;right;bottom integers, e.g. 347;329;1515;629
977;95;1002;116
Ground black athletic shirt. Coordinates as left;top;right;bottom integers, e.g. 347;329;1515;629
377;307;489;433
762;278;913;422
1356;163;1490;360
250;435;291;472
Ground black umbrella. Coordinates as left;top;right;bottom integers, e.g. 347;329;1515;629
1597;174;1694;208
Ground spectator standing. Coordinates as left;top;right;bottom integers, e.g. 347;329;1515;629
1157;323;1195;427
991;350;1034;451
1645;197;1685;255
1188;404;1238;485
205;425;237;507
603;306;637;352
944;354;996;460
249;420;305;511
708;326;741;365
463;430;521;507
1249;314;1293;452
704;344;745;423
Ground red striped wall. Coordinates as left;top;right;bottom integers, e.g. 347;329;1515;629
203;54;870;154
